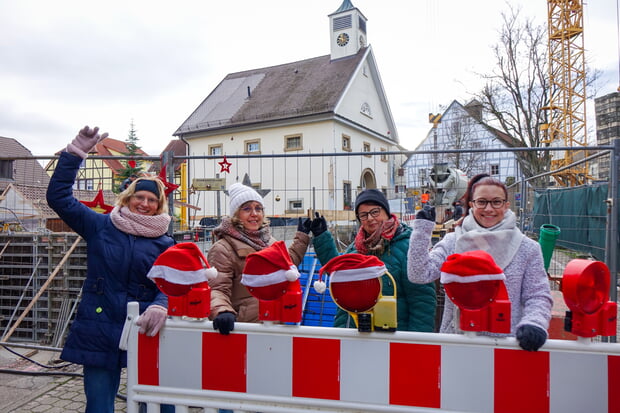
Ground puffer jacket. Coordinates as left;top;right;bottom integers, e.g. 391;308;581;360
207;229;309;321
313;225;436;332
47;152;174;369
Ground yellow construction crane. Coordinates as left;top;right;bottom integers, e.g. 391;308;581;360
540;0;591;186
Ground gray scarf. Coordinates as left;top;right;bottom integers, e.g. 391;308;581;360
454;209;524;269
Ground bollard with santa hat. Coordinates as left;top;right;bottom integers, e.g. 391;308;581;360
147;242;218;319
440;249;511;334
313;253;397;332
241;240;302;323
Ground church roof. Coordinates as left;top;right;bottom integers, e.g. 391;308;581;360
332;0;356;14
174;49;367;136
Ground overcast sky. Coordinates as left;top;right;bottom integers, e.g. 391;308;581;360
1;0;617;156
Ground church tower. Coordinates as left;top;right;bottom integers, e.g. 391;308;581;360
329;0;368;60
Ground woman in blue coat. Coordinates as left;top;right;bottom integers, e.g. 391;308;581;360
310;189;436;332
47;126;174;413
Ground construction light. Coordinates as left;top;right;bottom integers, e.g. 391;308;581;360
562;259;617;338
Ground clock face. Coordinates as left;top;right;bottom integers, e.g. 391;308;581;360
359;35;366;48
336;32;350;47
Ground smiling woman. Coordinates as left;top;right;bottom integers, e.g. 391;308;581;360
45;125;175;413
206;182;310;335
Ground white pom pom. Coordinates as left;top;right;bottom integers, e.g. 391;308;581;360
285;269;299;281
313;280;326;294
204;267;218;280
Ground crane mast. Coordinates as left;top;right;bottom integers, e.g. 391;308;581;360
541;0;590;186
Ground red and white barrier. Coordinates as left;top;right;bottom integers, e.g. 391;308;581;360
124;302;620;413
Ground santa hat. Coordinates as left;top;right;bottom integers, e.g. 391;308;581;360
147;242;218;285
314;253;386;293
440;250;505;284
241;241;300;288
228;182;264;214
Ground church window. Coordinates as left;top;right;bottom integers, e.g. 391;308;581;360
490;164;500;175
284;134;303;151
363;142;371;156
343;181;352;210
209;144;223;156
245;139;261;154
342;135;351;152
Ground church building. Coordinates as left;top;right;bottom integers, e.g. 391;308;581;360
174;0;404;219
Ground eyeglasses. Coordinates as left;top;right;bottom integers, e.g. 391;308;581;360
131;194;159;205
240;206;264;214
357;207;382;221
471;199;506;209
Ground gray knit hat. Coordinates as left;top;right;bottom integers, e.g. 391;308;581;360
354;189;390;218
229;183;264;213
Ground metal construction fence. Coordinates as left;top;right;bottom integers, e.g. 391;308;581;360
0;143;619;344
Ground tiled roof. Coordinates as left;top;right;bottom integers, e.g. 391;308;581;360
149;139;187;173
94;138;149;174
0;137;51;192
175;50;366;136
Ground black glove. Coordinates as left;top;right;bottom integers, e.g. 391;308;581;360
516;324;547;351
416;205;436;222
310;212;327;237
213;312;236;335
298;217;311;234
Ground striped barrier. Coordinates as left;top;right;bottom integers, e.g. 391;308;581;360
124;302;620;413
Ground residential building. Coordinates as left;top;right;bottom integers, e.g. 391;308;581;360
402;100;520;209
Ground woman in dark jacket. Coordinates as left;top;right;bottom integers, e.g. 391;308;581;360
47;126;174;413
311;189;436;332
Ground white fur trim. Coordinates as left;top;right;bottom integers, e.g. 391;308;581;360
330;265;386;283
313;280;326;293
440;271;505;284
148;265;212;285
205;267;218;280
241;265;299;287
285;268;299;281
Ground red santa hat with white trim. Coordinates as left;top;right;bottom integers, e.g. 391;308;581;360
440;250;505;284
147;242;218;286
241;241;300;288
313;253;386;293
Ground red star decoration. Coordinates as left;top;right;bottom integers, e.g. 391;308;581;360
128;159;137;168
218;156;232;173
158;164;180;197
80;189;114;214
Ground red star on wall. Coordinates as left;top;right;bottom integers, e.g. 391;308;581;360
158;164;180;196
80;189;114;214
218;156;232;173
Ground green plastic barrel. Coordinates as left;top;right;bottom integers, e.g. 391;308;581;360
539;224;561;271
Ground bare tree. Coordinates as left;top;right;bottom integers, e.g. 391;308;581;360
473;6;551;185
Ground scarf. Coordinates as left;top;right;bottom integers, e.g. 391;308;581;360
454;209;524;269
109;206;171;238
213;216;271;251
355;214;400;255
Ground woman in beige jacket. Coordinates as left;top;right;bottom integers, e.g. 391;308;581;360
207;183;310;334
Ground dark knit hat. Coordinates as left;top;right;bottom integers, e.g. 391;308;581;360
134;179;160;197
355;189;390;218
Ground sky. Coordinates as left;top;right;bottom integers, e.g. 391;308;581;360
1;0;618;156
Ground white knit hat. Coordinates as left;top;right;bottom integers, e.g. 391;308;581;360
228;182;264;213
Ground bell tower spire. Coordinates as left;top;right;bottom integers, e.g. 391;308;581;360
329;0;367;60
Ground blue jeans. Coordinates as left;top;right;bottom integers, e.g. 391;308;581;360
83;365;121;413
83;365;174;413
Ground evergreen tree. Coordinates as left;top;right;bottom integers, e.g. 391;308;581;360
115;119;144;193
